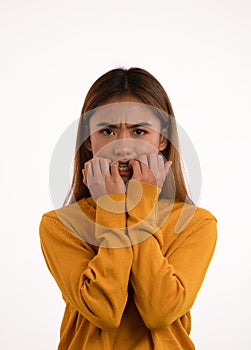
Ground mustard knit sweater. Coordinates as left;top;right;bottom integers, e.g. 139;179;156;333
39;181;217;350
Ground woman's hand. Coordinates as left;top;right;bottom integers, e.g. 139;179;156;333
129;154;172;189
82;158;126;200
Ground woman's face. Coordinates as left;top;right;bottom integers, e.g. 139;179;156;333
86;96;167;182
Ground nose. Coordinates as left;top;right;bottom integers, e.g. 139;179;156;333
113;137;134;157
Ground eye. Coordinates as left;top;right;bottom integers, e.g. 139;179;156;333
133;128;147;136
101;128;115;136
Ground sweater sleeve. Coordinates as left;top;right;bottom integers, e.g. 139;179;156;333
39;194;133;329
126;180;217;330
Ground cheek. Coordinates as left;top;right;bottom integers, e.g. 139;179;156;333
92;139;116;158
140;134;161;149
90;135;110;155
134;138;160;156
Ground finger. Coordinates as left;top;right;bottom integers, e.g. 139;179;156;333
148;153;159;172
93;158;109;179
82;169;88;186
157;154;165;172
110;161;120;178
84;159;93;169
164;160;172;174
129;159;142;178
84;159;92;165
85;160;94;177
136;155;149;176
137;155;148;167
99;158;110;177
91;158;102;177
146;154;159;184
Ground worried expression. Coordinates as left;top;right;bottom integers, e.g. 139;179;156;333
86;101;168;182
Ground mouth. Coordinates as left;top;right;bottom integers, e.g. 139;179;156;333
118;162;130;170
117;161;132;176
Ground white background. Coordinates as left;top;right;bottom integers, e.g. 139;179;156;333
1;0;250;349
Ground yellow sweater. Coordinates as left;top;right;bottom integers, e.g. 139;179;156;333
39;181;217;350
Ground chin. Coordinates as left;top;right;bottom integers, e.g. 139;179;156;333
120;175;132;183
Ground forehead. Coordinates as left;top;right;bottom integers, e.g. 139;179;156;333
89;102;161;130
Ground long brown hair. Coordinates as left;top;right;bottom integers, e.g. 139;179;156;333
64;67;193;205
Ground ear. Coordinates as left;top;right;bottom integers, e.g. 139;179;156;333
85;138;92;152
159;129;168;151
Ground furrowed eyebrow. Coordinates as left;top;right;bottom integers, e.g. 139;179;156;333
96;122;119;128
95;122;154;128
128;122;153;129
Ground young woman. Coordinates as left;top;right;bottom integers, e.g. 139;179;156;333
39;67;217;349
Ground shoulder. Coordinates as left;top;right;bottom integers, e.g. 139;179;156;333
176;202;217;230
39;198;98;246
156;199;217;251
170;202;217;255
158;199;216;231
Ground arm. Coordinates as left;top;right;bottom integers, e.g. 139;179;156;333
39;194;133;329
126;180;217;330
